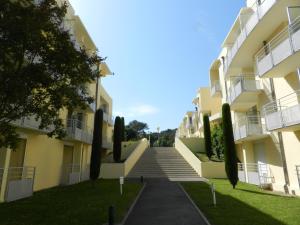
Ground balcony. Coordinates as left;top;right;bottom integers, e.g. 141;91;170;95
233;114;268;143
103;112;114;126
211;81;222;97
228;76;263;110
238;163;273;186
102;138;113;149
65;119;93;144
224;0;277;75
263;90;300;131
61;164;81;185
0;167;35;202
11;117;53;133
256;16;300;77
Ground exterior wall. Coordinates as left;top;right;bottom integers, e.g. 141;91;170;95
175;138;226;178
184;0;300;195
100;139;149;178
23;134;64;191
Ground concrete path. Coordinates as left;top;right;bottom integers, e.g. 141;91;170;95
123;179;209;225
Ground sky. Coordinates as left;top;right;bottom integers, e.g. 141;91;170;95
69;0;244;131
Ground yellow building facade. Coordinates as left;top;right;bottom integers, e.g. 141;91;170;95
0;1;114;202
179;0;300;196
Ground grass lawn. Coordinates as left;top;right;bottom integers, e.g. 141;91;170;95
0;179;142;225
182;179;300;225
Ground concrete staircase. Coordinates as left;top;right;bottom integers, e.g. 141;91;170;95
127;147;202;181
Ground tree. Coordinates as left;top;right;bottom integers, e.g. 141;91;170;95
113;116;122;162
90;109;103;180
203;114;213;158
150;129;176;147
222;103;238;188
211;123;224;159
0;0;103;149
121;117;125;141
125;120;149;141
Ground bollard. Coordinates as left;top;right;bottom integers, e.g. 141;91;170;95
108;206;114;225
120;177;124;195
211;183;216;207
140;176;144;183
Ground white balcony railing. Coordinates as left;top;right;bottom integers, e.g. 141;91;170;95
238;163;273;186
103;112;113;126
234;114;265;141
61;164;81;185
263;90;300;130
224;0;277;74
65;119;93;144
11;116;54;133
211;81;221;96
256;16;300;77
1;167;36;202
228;76;262;104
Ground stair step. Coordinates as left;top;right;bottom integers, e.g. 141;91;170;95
127;147;201;179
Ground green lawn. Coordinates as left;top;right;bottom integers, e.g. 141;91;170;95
0;179;141;225
182;179;300;225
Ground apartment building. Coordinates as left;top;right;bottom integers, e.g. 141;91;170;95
0;1;114;202
177;112;197;138
177;87;222;139
178;0;300;195
213;0;300;195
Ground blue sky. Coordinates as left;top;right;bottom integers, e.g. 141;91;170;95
69;0;244;131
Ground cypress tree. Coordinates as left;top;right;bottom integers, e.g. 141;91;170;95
90;109;103;180
113;116;122;162
203;114;213;158
121;117;126;141
222;103;238;188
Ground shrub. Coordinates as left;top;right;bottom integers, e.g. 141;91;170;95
203;114;213;158
211;123;224;159
222;103;238;188
90;109;103;180
113;116;122;162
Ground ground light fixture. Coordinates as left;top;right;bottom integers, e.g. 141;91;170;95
119;176;124;195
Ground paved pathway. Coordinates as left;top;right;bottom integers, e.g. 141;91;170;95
123;179;208;225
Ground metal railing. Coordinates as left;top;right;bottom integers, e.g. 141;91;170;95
238;163;273;185
11;117;53;133
296;165;300;188
103;112;114;126
263;90;300;130
65;119;93;144
224;0;277;74
233;114;265;141
61;164;81;185
256;16;300;76
228;76;262;104
211;80;221;96
7;167;36;182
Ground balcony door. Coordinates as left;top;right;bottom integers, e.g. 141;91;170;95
61;145;74;184
254;142;266;165
9;139;27;181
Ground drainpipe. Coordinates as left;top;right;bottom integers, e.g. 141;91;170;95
242;145;249;183
269;77;290;193
221;56;229;101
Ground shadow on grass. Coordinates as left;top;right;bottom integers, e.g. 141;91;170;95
236;187;290;198
183;182;290;225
